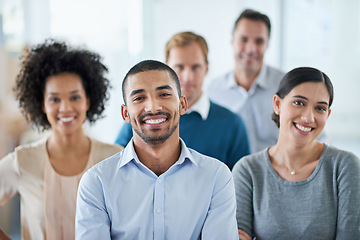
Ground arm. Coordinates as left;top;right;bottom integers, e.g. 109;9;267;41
0;228;11;240
0;152;19;205
201;167;238;240
227;116;250;170
75;170;111;240
232;159;254;238
114;123;133;146
336;152;360;239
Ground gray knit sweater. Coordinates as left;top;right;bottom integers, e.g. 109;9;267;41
232;144;360;240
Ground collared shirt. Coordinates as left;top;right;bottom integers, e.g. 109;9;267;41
205;65;285;153
186;93;210;120
76;139;238;240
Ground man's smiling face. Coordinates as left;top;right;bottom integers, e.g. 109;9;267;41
121;70;187;145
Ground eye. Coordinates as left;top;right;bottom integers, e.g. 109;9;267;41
70;95;81;101
255;38;265;45
133;96;144;102
316;106;327;112
192;65;201;71
293;100;305;106
174;65;184;71
240;37;248;43
160;92;171;97
49;97;60;103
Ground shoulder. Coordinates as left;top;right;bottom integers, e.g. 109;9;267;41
323;144;360;169
264;65;285;84
89;138;124;164
14;137;47;153
12;138;47;163
265;65;285;78
189;148;231;176
209;101;245;124
205;71;232;90
233;149;268;173
91;138;124;151
85;150;122;178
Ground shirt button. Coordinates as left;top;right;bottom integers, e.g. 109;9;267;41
158;179;163;183
156;208;162;214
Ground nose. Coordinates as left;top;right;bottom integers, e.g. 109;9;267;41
144;96;163;113
59;100;72;112
180;68;194;83
301;107;315;123
244;41;256;54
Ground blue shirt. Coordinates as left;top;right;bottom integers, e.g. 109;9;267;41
75;139;238;240
205;65;284;153
115;95;250;169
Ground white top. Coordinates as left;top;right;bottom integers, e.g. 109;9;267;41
0;137;123;240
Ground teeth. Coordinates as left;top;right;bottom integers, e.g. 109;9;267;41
145;118;165;124
295;124;311;132
60;117;75;122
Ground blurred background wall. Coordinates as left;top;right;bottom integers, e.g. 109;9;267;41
0;0;359;238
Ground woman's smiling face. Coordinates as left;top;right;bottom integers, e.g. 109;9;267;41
42;73;90;136
273;81;331;145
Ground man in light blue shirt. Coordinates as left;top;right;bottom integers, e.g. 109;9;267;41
204;9;285;153
75;60;238;239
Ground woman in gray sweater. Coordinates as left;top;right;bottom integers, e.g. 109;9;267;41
233;67;360;240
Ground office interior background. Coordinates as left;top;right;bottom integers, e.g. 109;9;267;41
0;0;359;237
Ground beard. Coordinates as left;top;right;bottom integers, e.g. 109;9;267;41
131;111;179;145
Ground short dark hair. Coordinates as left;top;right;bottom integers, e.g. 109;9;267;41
122;60;181;104
272;67;334;127
233;9;271;37
13;39;111;130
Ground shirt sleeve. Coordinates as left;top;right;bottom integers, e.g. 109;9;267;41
201;165;238;240
232;158;254;237
335;151;360;239
227;116;251;170
114;123;133;147
0;151;20;205
75;170;111;240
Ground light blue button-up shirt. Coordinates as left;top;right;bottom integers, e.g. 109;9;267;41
76;139;238;240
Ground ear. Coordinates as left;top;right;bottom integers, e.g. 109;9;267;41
205;62;209;74
327;108;331;118
179;95;188;115
121;104;131;123
273;94;281;115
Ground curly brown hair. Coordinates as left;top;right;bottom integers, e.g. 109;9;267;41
13;39;111;130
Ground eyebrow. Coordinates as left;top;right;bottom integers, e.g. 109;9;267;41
129;89;145;97
156;85;173;91
47;90;80;95
293;95;329;106
129;85;174;97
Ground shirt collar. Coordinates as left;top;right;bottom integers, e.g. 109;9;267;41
186;93;210;120
118;138;198;169
227;64;270;90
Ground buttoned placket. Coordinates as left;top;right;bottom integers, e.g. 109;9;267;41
153;176;165;240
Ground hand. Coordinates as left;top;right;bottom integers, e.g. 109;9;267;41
238;228;251;240
0;228;11;240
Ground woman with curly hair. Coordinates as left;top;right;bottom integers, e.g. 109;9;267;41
0;39;123;240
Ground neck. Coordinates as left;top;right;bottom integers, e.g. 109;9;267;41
269;140;323;171
133;133;181;176
186;92;202;109
48;129;89;155
234;65;261;91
